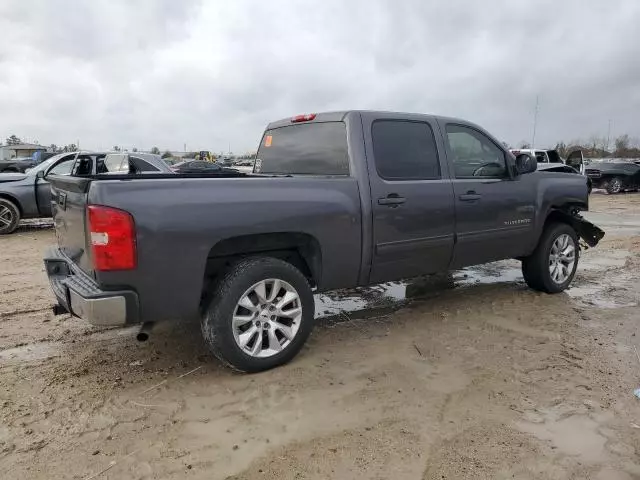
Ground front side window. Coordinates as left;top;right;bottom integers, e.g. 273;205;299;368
446;125;507;178
371;120;440;180
47;157;76;176
535;151;549;163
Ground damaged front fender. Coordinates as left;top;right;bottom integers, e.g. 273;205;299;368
556;211;605;247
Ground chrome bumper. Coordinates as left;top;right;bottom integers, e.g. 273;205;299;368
43;246;138;326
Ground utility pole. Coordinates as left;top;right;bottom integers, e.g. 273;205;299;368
531;95;539;148
605;119;611;155
184;143;186;152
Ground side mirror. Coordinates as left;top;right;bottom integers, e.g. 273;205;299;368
36;170;45;179
515;153;537;175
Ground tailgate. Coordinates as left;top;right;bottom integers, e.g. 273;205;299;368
48;175;95;277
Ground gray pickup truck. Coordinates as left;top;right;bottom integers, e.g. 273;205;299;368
44;111;604;372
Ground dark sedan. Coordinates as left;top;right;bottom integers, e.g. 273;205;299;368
585;161;640;194
0;157;37;173
170;160;237;174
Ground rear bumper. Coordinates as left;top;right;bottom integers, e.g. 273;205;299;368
43;246;139;326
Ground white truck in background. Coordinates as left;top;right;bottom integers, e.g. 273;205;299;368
510;148;585;173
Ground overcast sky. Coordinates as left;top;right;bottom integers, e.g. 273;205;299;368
1;0;639;152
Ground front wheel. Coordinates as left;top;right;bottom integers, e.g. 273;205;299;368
0;198;21;234
606;177;624;194
201;257;314;373
522;223;579;293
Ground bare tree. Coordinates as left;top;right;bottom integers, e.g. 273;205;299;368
6;135;21;145
112;146;121;152
150;146;160;155
555;142;569;158
614;134;630;157
518;141;531;149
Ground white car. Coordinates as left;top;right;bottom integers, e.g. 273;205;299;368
510;148;585;173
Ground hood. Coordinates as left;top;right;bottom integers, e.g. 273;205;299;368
0;173;28;183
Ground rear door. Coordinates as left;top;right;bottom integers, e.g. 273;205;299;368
361;113;456;283
440;122;536;268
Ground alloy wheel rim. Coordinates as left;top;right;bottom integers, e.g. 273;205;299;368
0;205;13;227
548;234;576;284
232;278;302;358
611;179;622;193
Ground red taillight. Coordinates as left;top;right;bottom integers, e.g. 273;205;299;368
291;113;316;123
87;205;136;271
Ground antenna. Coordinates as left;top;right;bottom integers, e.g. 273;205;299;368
531;95;539;148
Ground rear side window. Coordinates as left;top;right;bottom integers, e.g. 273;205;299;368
130;157;158;172
372;120;440;180
257;122;349;175
103;154;129;173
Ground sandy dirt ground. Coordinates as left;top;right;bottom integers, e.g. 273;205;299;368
1;194;640;479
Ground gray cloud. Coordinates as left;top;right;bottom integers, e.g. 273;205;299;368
1;0;639;152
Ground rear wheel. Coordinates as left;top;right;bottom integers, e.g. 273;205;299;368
606;177;624;194
0;198;20;235
201;257;314;372
522;223;579;293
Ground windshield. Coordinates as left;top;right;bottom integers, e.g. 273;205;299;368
26;155;65;176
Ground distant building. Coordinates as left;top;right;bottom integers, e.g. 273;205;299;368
0;143;47;161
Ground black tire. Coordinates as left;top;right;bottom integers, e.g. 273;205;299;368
605;177;624;194
201;257;314;373
0;198;20;235
522;223;579;293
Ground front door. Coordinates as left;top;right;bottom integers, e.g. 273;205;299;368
362;114;456;283
36;154;77;217
565;150;584;173
441;123;536;268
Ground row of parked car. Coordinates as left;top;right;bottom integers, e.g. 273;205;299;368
0;151;241;234
509;148;640;194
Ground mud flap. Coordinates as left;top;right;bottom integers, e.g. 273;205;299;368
560;212;605;247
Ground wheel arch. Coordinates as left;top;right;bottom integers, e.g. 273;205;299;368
542;207;604;247
200;232;322;307
0;193;23;216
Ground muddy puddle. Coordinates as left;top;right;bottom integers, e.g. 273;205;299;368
316;242;637;320
315;260;524;320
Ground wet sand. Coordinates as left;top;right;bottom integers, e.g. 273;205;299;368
1;193;639;479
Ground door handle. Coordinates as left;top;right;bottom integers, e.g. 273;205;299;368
378;195;406;206
458;191;482;201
